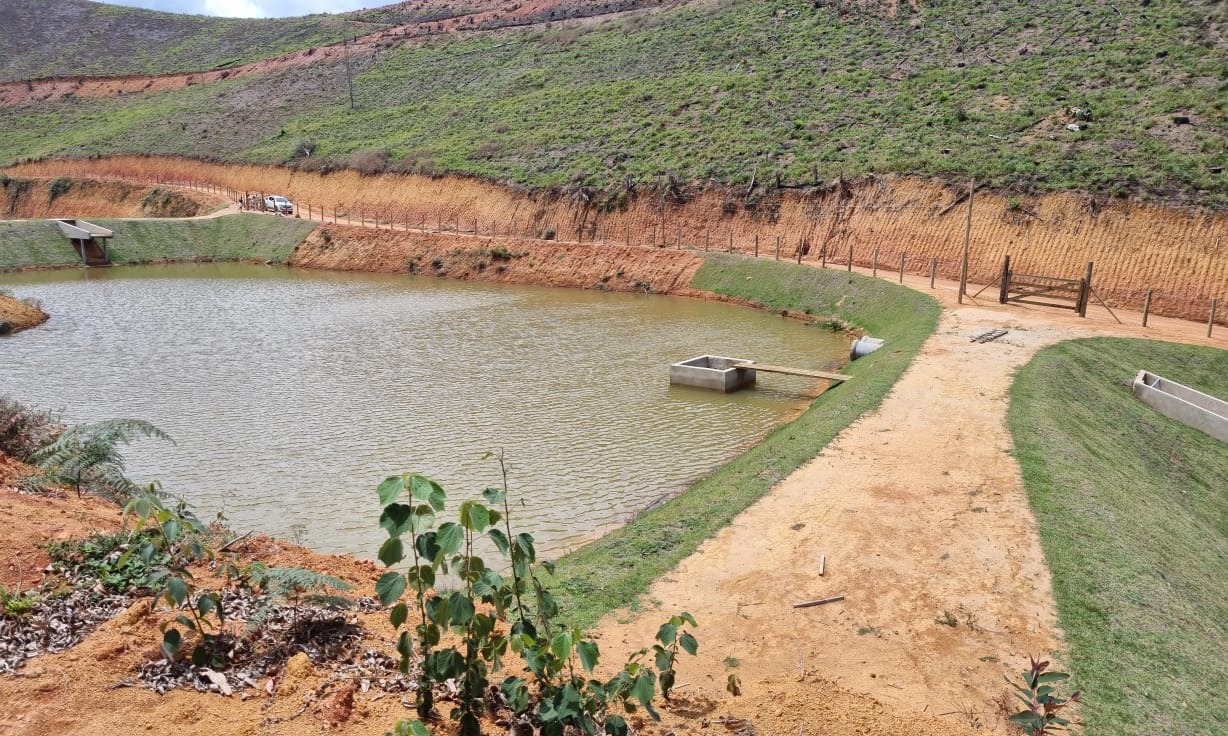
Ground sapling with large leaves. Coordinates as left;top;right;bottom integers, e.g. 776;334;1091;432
1007;656;1080;735
375;459;701;736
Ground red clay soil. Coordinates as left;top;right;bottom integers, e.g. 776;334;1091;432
0;1;665;106
290;223;706;296
2;177;222;220
7;158;1225;323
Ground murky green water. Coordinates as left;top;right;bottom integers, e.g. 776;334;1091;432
1;264;846;557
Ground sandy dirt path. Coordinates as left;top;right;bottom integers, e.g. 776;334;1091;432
591;266;1224;734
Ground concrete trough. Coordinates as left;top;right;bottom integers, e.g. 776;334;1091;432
1131;370;1228;444
670;355;756;392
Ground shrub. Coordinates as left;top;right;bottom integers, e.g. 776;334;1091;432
0;397;61;461
47;178;72;205
374;459;700;735
348;148;390;175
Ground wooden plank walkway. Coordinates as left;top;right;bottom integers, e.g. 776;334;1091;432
732;362;851;382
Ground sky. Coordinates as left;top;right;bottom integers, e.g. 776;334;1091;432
91;0;378;18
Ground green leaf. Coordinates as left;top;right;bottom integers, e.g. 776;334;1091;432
409;475;444;507
161;628;182;659
376;571;407;605
487;528;510;555
551;630;574;660
630;671;655;709
679;632;698;656
449;592;475;627
410;504;436;534
378;537;405;567
436;522;464;555
658;669;675;697
196;594;215;618
679;612;697;627
406;564;435;589
380;503;414;537
656;622;676;646
377;475;407;506
166;576;189;607
726;673;742;696
604;714;628;736
459;500;490;532
390;602;409;628
482;486;506;505
391;720;430;736
577;640;600;672
1037;671;1070;683
501;676;529;714
415;532;441;562
514;533;536;562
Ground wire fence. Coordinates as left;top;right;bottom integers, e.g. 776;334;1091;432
60;174;1228;335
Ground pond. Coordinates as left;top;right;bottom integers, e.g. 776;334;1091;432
0;264;847;557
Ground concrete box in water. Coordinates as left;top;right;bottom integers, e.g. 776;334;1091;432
669;355;756;392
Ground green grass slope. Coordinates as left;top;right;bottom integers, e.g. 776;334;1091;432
551;254;941;627
0;0;386;79
1008;338;1228;736
2;0;1225;206
0;214;315;270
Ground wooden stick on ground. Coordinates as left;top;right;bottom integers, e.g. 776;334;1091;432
793;595;844;609
819;555;826;576
219;530;254;552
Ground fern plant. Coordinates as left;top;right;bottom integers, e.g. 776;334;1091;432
243;563;354;628
28;418;172;502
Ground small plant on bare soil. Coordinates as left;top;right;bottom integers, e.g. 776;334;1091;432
27;418;172;502
1007;656;1080;735
375;454;700;735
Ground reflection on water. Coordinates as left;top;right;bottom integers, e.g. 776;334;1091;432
1;264;847;557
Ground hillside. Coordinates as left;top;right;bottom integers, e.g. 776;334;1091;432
0;0;666;80
0;0;1224;208
0;0;385;79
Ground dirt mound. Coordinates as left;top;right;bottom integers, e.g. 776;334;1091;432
0;294;47;334
0;176;220;219
291;223;705;295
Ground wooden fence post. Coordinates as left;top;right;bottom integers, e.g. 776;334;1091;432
899;253;905;283
847;244;853;272
775;236;781;261
705;228;710;252
728;231;733;253
872;247;878;277
1210;298;1218;338
930;257;937;288
1142;289;1152;327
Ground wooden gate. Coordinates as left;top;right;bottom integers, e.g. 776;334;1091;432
997;256;1092;317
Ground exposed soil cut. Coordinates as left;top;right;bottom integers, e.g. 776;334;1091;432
7;159;1225;324
0;177;221;220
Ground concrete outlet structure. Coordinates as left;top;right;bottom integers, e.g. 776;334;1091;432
1132;370;1228;444
670;355;757;392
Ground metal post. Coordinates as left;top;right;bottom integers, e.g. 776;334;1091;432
1142;289;1152;327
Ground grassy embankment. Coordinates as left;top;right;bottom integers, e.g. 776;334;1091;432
0;214;315;270
2;0;1224;206
550;254;941;628
1008;339;1228;736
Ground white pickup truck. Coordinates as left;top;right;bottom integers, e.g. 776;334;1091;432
263;195;294;215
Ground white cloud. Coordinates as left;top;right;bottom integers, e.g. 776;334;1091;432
202;0;267;17
93;0;375;18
